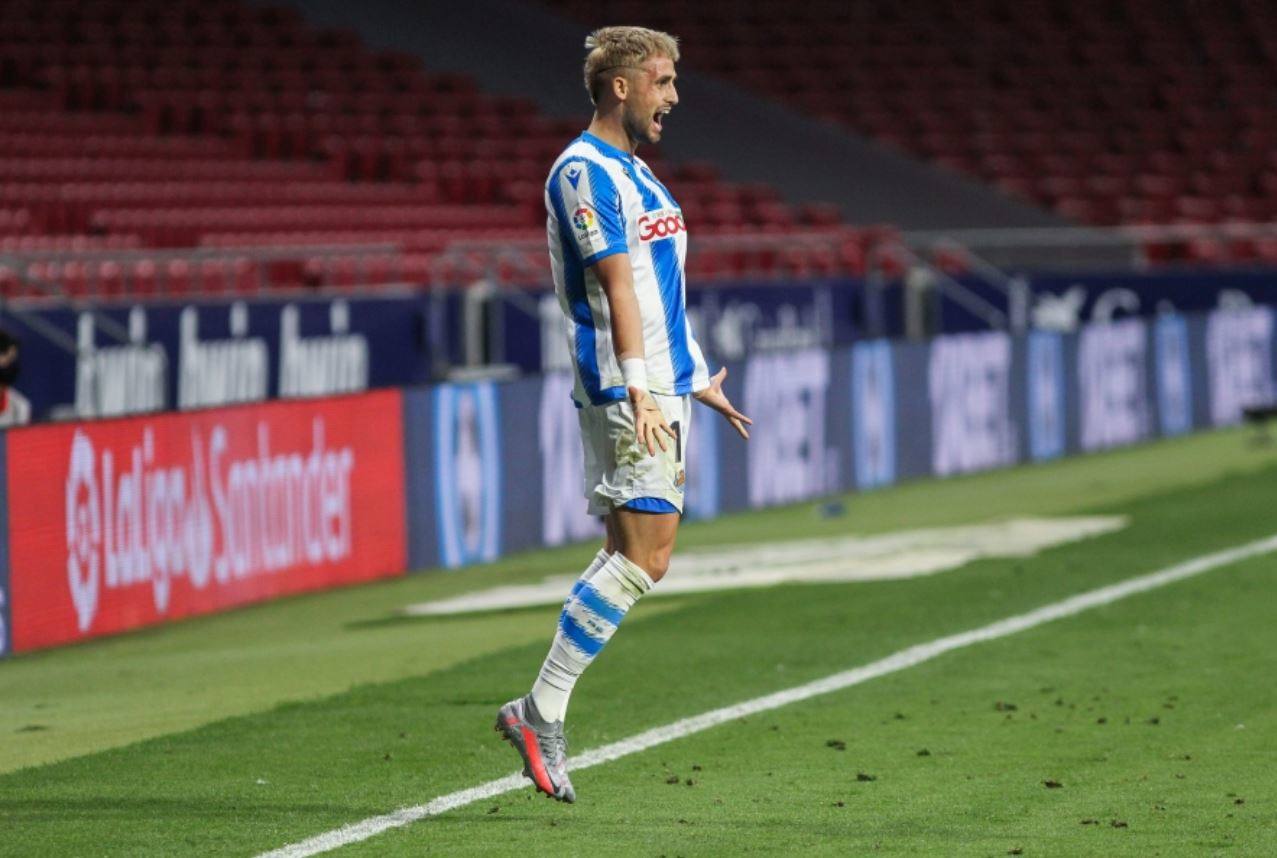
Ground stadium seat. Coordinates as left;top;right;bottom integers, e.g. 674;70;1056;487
0;0;844;295
547;0;1277;254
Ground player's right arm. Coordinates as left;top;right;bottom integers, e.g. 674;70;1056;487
553;157;673;456
594;253;676;456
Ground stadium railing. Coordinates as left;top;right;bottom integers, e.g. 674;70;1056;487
899;221;1277;271
4;222;1277;365
0;243;402;301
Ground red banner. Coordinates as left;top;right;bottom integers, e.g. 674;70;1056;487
6;391;406;652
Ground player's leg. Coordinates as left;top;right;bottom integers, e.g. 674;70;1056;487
497;546;611;802
498;395;687;801
526;511;662;724
606;506;679;582
496;402;617;802
522;396;685;722
536;514;620;698
538;393;686;688
551;403;619;622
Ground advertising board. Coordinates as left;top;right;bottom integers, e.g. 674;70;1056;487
5;391;405;652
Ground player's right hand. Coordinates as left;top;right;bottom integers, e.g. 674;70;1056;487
628;386;677;456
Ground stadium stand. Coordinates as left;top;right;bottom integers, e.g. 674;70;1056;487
545;0;1277;263
0;0;873;296
8;0;1267;297
273;0;1065;235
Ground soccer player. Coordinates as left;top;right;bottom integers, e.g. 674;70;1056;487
496;26;751;803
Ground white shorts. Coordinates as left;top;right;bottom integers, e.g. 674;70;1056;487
578;393;691;516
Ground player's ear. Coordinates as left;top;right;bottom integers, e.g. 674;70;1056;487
610;72;629;103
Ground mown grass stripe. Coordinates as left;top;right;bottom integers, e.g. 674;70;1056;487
258;532;1277;858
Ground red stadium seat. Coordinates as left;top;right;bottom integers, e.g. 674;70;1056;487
545;0;1277;255
0;0;856;294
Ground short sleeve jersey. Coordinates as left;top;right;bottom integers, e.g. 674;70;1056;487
545;131;710;407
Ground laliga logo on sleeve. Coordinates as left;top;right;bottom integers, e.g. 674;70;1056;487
638;208;685;242
66;431;103;632
572;206;596;233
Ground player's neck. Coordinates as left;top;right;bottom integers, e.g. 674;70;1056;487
586;114;638;156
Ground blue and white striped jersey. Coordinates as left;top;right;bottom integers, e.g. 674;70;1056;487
545;131;711;407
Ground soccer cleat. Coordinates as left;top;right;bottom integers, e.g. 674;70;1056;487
494;695;576;803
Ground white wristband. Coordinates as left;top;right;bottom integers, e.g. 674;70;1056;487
620;357;648;391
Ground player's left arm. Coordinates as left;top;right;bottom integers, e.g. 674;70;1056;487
693;366;752;440
683;320;751;440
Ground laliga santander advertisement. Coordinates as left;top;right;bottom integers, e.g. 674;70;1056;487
6;391;405;652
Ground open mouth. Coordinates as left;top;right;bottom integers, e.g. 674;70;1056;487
653;108;670;131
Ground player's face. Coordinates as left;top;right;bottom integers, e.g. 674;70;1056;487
622;56;678;146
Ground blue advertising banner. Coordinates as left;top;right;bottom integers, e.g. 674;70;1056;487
1076;318;1152;452
683;394;722;520
851;340;896;489
927;331;1017;477
937;269;1277;337
1;294;433;422
6;272;1276;430
432;382;502;569
713;361;752;517
1026;331;1066;461
1026;269;1277;326
537;371;607;546
889;341;933;483
1153;314;1193;437
402;389;437;574
741;348;841;509
495;376;551;555
379;306;1277;578
1203;305;1275;427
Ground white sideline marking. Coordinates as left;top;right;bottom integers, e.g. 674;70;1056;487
404;516;1129;617
258;533;1277;858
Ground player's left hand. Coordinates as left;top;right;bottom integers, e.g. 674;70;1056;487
628;386;678;456
693;367;752;440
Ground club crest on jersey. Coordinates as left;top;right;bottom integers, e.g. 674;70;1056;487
638;208;685;243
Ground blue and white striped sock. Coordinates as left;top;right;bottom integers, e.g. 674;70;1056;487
538;546;611;710
530;551;654;722
573;548;613;595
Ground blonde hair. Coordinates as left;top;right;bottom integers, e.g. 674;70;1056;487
583;26;680;104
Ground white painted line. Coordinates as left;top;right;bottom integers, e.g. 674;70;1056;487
403;517;1129;616
258;533;1277;858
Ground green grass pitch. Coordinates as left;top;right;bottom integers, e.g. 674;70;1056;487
2;427;1276;856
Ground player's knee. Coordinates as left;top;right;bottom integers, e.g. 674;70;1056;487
643;548;672;582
